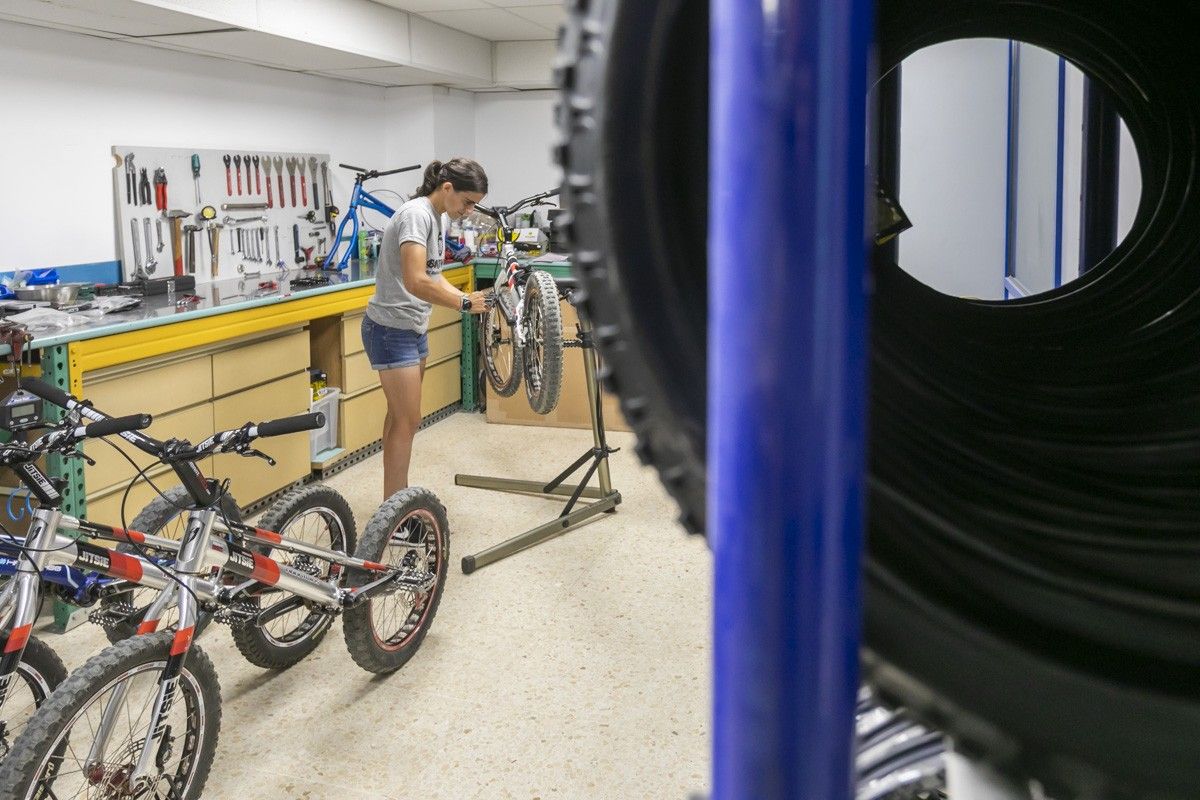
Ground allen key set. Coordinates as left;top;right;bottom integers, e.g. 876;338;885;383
113;145;335;283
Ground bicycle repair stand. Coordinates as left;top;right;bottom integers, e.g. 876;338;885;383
456;296;622;574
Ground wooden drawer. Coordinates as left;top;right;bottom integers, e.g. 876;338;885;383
427;323;462;364
422;356;461;415
341;314;366;356
211;372;311;505
339;386;386;454
342;350;379;395
85;402;214;496
429;304;460;330
212;329;308;397
84;355;211;418
86;467;183;526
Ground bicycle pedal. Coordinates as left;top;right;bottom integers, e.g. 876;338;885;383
386;568;436;594
213;601;259;628
87;603;136;628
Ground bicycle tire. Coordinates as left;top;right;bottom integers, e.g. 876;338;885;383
481;290;523;398
0;633;221;800
522;269;564;415
0;636;68;762
342;487;448;674
100;485;237;644
230;484;356;670
556;0;1200;797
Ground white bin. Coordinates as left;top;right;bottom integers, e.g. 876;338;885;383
310;387;340;459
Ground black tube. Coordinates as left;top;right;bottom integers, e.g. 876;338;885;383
376;164;422;177
85;414;152;439
19;378;74;410
256;413;324;437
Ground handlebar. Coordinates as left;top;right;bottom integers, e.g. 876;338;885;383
477;189;560;227
339;163;422;180
256;413;325;438
85;414;152;439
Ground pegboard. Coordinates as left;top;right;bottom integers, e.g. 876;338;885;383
111;145;336;284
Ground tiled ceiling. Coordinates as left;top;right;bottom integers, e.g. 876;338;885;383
372;0;562;41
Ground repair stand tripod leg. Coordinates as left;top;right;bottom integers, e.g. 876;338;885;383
456;314;622;574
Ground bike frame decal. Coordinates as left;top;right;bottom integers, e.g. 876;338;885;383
250;553;281;585
169;626;194;657
137;620;159;635
253;527;283;544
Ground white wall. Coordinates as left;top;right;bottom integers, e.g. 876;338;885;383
0;18;398;272
1059;63;1085;283
473;90;560;205
1117;121;1141;242
898;39;1012;300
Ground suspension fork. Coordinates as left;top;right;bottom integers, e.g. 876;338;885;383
0;509;61;706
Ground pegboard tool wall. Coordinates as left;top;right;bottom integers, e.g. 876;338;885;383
112;145;333;284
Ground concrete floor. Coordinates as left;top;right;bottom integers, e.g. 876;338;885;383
46;412;712;799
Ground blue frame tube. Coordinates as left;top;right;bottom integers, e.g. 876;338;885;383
709;0;873;798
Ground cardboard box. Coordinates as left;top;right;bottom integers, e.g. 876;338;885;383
485;300;630;432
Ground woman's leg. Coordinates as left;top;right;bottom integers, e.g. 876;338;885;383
379;364;424;498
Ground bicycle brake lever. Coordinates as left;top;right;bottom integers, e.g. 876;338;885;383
243;448;276;467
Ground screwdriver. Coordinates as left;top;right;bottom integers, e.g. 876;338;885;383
192;154;202;205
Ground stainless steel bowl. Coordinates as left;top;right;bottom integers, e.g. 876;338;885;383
15;283;82;304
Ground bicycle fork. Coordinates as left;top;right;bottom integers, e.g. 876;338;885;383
87;509;217;793
0;509;61;708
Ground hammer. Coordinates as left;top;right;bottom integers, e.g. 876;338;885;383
165;210;190;277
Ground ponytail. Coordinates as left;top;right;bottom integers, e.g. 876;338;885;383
414;157;489;197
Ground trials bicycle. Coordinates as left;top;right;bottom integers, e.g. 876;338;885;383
478;189;565;415
0;379;451;798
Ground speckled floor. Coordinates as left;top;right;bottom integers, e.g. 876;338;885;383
43;412;711;799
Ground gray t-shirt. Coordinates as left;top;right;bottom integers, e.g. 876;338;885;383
366;196;444;333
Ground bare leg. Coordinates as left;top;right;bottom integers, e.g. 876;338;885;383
379;364;423;499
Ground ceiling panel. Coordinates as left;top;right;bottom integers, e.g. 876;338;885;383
505;4;564;29
310;64;457;86
420;7;552;40
137;29;395;71
371;0;490;10
0;0;228;37
486;0;563;7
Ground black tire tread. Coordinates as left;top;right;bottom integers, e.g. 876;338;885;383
342;487;449;675
523;269;565;415
0;633;221;800
230;484;356;670
481;302;523;398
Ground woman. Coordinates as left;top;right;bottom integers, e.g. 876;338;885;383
363;158;491;498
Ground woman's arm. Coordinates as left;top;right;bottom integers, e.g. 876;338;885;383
401;242;488;312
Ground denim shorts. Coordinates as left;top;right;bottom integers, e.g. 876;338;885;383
361;317;428;370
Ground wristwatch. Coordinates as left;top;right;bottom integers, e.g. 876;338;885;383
460;294;472;312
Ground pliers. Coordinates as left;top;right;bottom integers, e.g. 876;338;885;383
138;168;151;206
153;168;168;212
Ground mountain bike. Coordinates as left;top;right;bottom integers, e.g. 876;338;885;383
320;163;421;271
477;189;565;414
0;379;450;799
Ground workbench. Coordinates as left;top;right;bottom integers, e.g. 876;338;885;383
6;262;473;520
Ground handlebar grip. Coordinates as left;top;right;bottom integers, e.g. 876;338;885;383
20;378;74;409
338;163;368;172
86;414;152;439
376;164;422;177
256;413;325;437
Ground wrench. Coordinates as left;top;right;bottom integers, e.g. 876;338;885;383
143;218;157;273
130;218;145;278
300;159;308;207
208;223;222;277
234;154;243;195
125;154;136;204
155;218;164;253
286;158;298;207
252;155;261;195
223;154;232;196
263;156;274;208
308;157;319;210
273;156;284;205
274;226;283;270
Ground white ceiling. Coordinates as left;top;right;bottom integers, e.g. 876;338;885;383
372;0;562;41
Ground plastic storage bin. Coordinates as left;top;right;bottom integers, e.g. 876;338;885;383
310;387;340;459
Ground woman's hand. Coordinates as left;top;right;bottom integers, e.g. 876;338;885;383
465;290;491;314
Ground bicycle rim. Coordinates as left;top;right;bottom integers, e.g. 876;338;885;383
369;509;442;652
482;301;522;396
0;662;54;759
29;663;208;799
259;507;346;647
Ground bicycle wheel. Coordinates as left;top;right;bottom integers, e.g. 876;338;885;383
481;290;523;398
100;486;239;644
342;487;448;674
230;485;356;670
522;269;564;415
0;636;67;761
0;633;221;800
